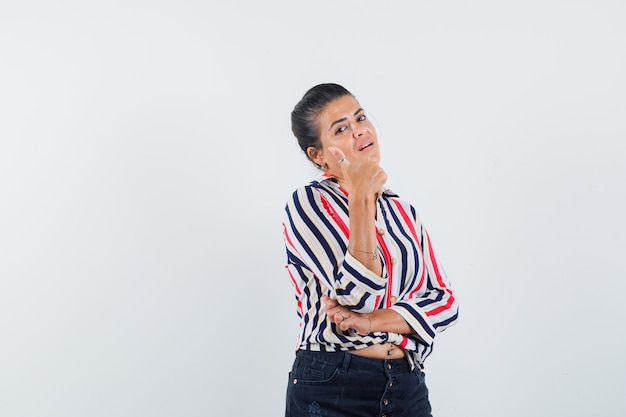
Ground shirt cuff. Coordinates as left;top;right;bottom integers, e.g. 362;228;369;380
340;250;388;291
389;303;436;347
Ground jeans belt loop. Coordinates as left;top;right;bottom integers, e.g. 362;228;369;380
406;351;417;371
341;350;352;373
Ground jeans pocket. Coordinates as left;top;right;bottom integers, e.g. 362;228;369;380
291;356;342;385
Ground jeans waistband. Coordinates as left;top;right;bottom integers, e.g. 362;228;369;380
296;349;414;375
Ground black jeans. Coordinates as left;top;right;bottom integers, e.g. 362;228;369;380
285;350;432;417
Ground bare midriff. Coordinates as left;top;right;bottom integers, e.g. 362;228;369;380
349;342;405;360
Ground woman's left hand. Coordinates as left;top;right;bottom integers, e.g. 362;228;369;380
322;295;372;335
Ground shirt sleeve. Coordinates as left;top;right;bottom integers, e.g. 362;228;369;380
283;185;386;312
389;216;459;348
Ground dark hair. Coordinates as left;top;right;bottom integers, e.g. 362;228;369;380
291;83;354;167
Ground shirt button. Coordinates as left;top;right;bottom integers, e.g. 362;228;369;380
389;381;393;387
390;258;397;265
387;364;392;370
293;379;298;384
377;228;385;236
390;296;397;304
383;399;389;406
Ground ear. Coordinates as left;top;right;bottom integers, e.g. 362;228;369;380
307;146;323;166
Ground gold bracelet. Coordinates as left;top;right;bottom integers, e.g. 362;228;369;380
354;249;379;260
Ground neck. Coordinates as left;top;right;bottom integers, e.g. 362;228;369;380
335;177;350;194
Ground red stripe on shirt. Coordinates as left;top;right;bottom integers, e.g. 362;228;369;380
285;265;301;296
373;294;382;309
424;230;455;316
393;199;418;242
318;191;350;238
283;222;299;256
399;335;409;349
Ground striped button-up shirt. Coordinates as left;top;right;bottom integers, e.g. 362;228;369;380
282;174;459;367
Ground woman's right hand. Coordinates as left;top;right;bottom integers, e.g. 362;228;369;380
322;295;372;335
328;147;386;198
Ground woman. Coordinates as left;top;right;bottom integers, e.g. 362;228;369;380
283;83;458;417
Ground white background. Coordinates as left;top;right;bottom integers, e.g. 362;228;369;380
1;1;625;416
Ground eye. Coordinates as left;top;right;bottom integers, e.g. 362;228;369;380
357;114;367;122
334;125;347;135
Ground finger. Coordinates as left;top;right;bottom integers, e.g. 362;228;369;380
328;308;349;324
322;295;339;310
374;167;388;187
339;317;357;332
326;305;343;320
328;147;350;167
324;304;340;320
340;315;364;333
333;312;346;324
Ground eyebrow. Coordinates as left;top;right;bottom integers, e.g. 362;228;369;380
328;108;365;131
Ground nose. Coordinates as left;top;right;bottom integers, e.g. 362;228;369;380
351;123;364;138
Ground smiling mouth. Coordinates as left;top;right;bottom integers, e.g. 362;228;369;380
359;142;374;151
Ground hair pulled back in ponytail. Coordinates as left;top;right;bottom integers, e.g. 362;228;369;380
291;83;353;167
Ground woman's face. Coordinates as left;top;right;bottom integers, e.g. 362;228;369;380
308;95;380;178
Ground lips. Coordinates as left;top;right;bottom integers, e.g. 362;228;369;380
359;142;374;151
